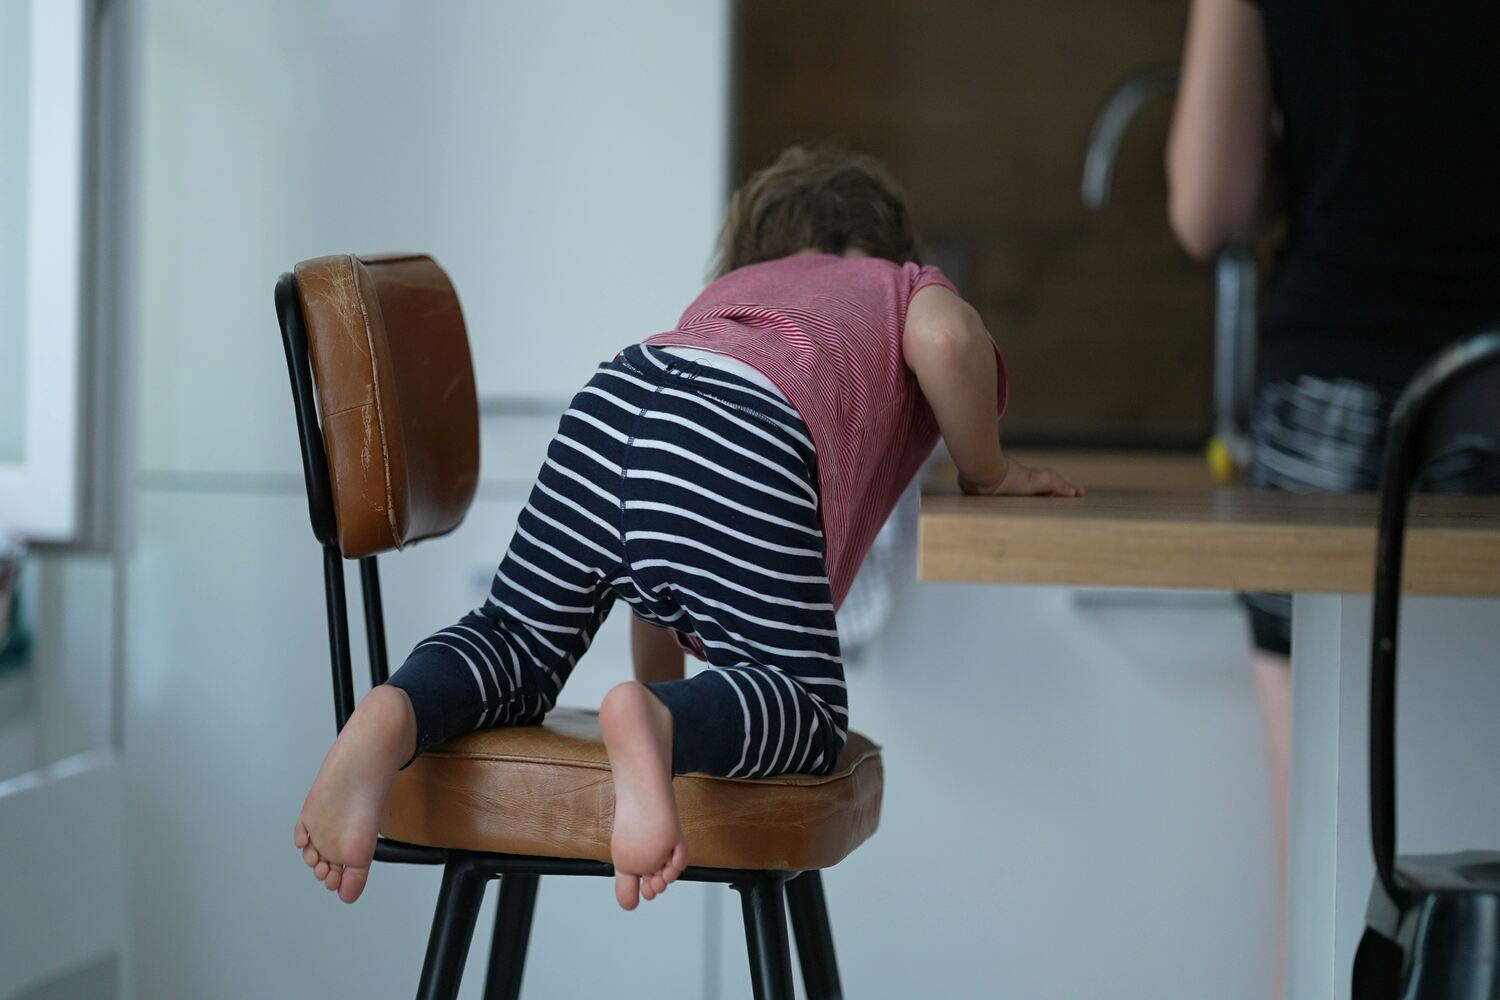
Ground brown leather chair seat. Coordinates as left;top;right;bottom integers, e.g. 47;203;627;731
383;708;884;871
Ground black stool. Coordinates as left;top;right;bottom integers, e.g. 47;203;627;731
1354;328;1500;999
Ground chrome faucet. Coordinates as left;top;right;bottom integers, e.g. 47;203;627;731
1082;67;1256;473
1080;67;1180;211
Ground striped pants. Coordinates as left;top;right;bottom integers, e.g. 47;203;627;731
388;344;847;777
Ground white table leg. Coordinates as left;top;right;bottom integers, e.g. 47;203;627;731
1287;592;1371;1000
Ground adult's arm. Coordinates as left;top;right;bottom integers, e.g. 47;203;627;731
1166;0;1274;261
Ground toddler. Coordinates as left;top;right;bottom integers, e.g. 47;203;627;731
294;147;1079;909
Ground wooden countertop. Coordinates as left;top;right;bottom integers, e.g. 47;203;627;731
920;477;1500;595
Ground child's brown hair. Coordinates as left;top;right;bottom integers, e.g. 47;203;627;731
713;146;920;278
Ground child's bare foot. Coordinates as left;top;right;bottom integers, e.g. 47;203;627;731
292;684;416;903
600;682;688;910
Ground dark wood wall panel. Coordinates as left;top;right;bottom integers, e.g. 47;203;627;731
734;0;1212;446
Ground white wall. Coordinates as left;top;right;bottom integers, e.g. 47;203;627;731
129;2;730;998
125;2;1281;999
138;0;728;477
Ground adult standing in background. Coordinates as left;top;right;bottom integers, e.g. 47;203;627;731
1167;0;1500;991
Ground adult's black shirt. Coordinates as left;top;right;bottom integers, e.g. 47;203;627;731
1251;0;1500;387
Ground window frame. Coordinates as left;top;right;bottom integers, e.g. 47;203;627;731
0;0;88;544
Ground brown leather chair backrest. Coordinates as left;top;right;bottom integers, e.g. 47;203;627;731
293;253;479;558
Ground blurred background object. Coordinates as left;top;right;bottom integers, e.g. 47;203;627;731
0;538;26;666
1079;65;1258;478
733;0;1213;449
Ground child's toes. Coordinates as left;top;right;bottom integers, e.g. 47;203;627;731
648;872;668;897
323;866;342;891
641;878;658;901
314;859;330;881
303;843;320;868
615;873;640;911
665;843;687;881
337;866;369;904
294;822;310;849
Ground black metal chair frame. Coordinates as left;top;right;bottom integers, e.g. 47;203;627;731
276;272;847;1000
1369;328;1500;901
1359;328;1500;995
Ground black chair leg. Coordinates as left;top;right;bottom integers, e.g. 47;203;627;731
1351;928;1404;1000
786;870;843;999
416;856;489;1000
736;876;796;1000
482;873;540;1000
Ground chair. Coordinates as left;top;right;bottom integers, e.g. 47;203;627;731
275;252;884;1000
1353;328;1500;999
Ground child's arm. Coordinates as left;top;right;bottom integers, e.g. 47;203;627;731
631;615;686;684
903;285;1081;497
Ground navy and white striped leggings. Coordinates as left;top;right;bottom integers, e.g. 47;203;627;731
387;344;847;777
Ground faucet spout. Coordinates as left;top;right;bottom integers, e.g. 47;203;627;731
1080;66;1181;210
1080;65;1258;473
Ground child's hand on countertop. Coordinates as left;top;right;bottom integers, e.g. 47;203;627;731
960;456;1083;498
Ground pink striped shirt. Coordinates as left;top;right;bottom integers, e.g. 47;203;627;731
645;253;1008;608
